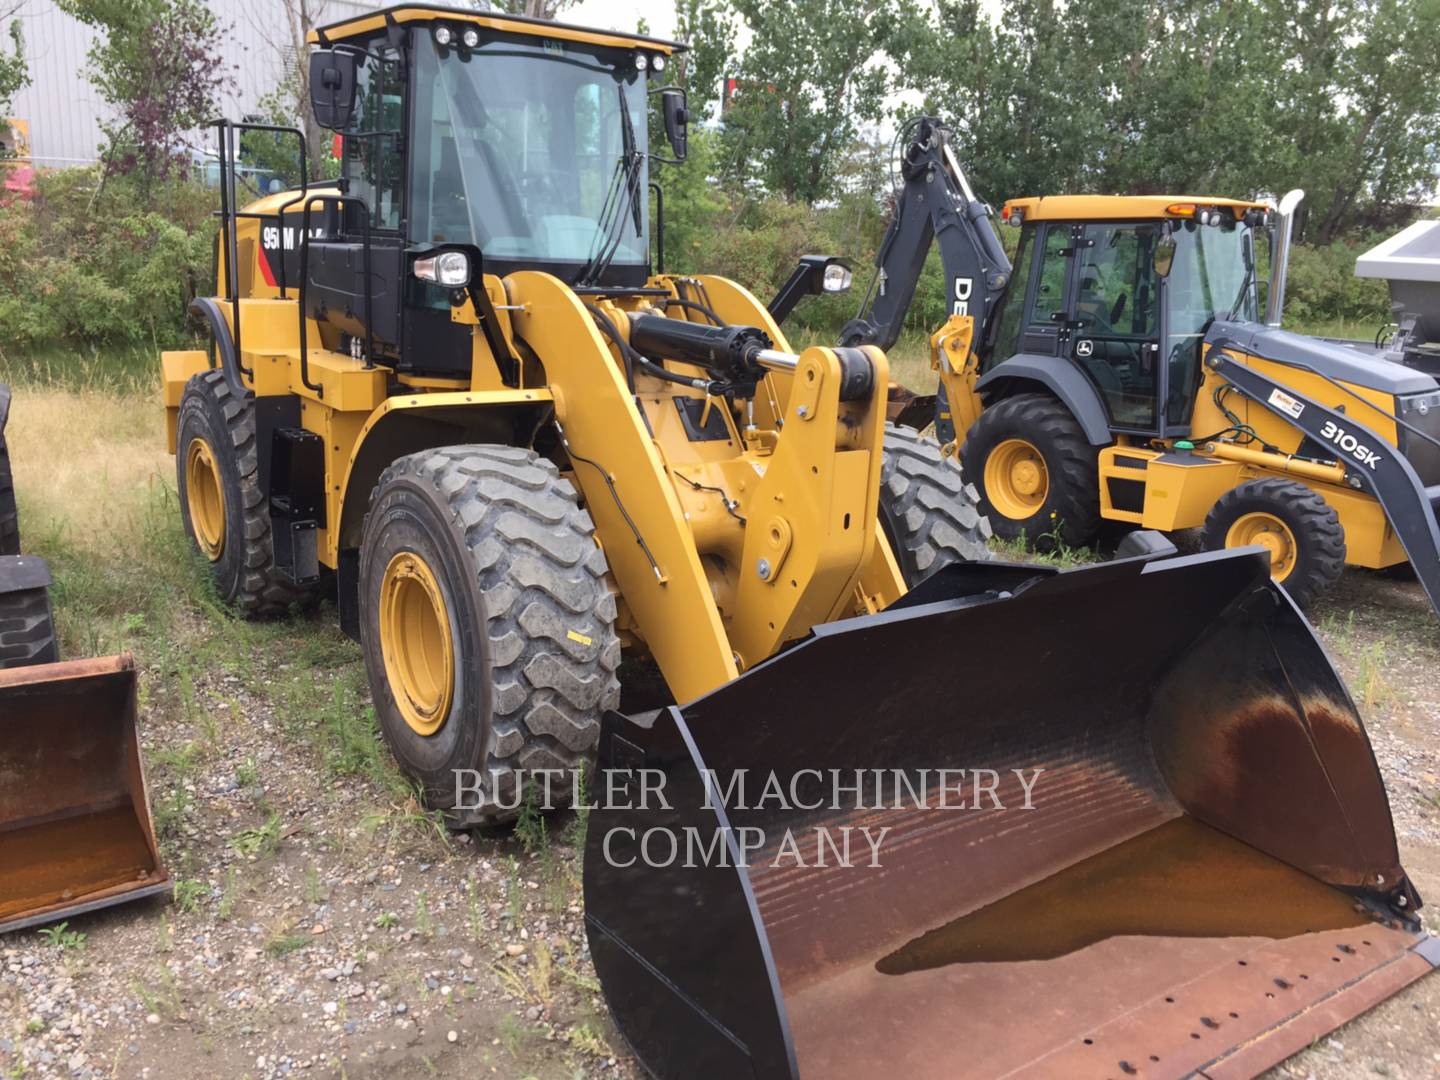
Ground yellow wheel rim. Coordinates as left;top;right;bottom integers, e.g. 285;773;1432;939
184;437;226;561
984;438;1050;519
1226;512;1298;582
379;551;455;737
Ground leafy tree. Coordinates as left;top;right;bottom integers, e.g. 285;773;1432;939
670;0;735;122
57;0;232;194
0;4;28;150
719;0;896;204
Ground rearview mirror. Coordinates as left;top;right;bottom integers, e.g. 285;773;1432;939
310;49;358;132
1153;236;1177;278
662;89;688;162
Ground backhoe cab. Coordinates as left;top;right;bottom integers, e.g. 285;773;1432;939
848;117;1440;618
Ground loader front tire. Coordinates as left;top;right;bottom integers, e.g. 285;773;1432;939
879;423;993;587
359;445;621;826
1202;478;1346;610
959;393;1100;549
0;426;18;557
175;370;315;616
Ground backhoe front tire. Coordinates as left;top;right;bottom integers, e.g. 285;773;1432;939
175;370;317;616
359;445;621;826
1202;478;1346;610
959;393;1101;549
879;424;993;587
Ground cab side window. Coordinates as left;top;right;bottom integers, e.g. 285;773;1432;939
989;225;1035;362
343;50;406;232
1029;227;1070;325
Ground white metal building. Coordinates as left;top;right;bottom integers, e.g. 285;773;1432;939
5;0;381;167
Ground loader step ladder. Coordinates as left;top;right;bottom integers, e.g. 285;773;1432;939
1206;344;1440;617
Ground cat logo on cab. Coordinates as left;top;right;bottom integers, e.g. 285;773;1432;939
1320;419;1382;470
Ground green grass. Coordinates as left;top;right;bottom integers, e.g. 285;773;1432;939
0;342;169;397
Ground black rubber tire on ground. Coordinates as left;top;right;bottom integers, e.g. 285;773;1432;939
175;370;317;617
959;393;1101;548
0;428;18;557
879;424;993;587
359;445;621;825
1202;477;1346;610
0;560;59;669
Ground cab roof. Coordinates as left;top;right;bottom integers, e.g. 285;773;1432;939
1002;195;1269;222
309;4;685;54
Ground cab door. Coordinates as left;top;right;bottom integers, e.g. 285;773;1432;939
1067;222;1164;434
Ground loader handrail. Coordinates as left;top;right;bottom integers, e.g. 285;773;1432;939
297;192;376;398
210;119;313;384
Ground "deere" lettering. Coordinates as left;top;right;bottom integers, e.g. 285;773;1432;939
1320;419;1382;470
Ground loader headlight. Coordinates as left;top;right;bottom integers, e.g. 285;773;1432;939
461;27;480;48
414;250;471;288
634;52;649;71
433;24;454;47
822;262;853;293
652;54;666;73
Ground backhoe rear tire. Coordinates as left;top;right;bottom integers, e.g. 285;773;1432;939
879;424;993;587
175;370;317;617
959;393;1101;549
359;445;621;826
0;426;18;557
1202;478;1346;611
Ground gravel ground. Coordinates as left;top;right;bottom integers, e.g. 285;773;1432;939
1;388;1438;1078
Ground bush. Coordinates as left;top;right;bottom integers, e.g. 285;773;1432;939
1283;239;1391;330
0;167;215;352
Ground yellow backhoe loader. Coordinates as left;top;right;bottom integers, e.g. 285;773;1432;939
844;118;1440;617
158;17;1434;1078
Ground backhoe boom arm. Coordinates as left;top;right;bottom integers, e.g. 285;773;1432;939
840;118;1011;353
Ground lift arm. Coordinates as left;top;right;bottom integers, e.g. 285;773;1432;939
839;118;1012;353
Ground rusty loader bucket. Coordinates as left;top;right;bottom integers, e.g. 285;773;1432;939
0;654;169;934
584;548;1438;1079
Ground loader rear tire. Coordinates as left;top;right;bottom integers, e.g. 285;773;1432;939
959;393;1100;549
879;424;993;586
359;445;621;826
175;370;317;617
0;428;18;557
0;558;59;669
1202;478;1346;610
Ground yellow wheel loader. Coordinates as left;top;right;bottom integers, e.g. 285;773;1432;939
845;117;1440;618
157;19;1434;1078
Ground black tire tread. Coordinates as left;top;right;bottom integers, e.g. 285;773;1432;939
0;580;58;668
880;424;993;584
180;370;313;617
0;430;18;557
1202;477;1346;609
373;445;621;825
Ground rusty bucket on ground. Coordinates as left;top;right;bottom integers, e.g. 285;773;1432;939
0;654;169;934
584;547;1439;1080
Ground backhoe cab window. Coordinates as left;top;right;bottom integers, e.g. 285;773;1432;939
409;32;649;273
1073;223;1161;428
1165;220;1256;424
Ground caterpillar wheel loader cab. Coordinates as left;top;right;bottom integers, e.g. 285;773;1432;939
159;37;1433;1077
845;117;1440;618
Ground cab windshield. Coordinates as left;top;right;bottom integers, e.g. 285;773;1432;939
1165;219;1257;423
409;31;650;275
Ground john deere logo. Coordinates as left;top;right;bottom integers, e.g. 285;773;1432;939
1076;339;1094;357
